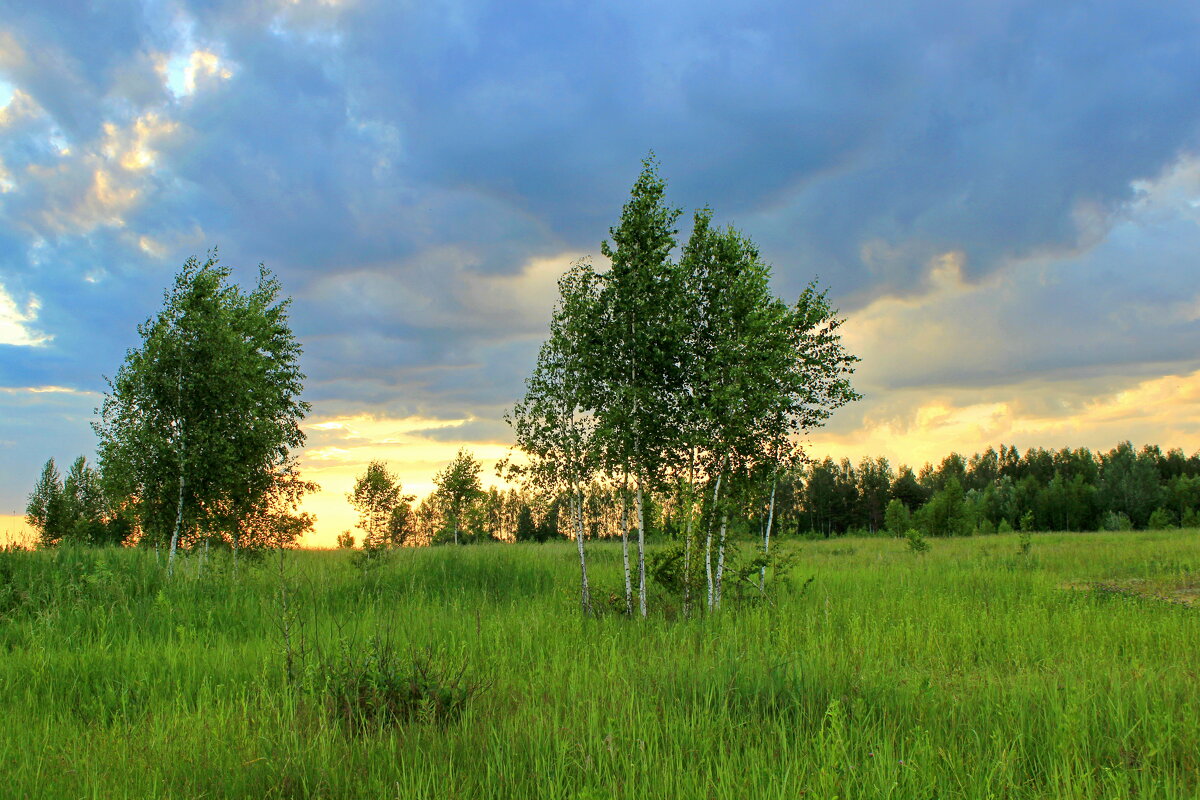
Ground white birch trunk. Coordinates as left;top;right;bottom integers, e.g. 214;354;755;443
714;510;729;610
620;487;633;614
761;476;777;589
573;490;592;614
705;469;724;611
168;427;185;577
636;480;646;618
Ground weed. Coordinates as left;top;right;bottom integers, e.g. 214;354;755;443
314;637;487;731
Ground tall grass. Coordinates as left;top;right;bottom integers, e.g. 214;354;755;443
0;531;1197;798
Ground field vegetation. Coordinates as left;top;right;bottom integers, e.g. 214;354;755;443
1;531;1197;798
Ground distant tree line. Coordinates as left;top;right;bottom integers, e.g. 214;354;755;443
337;439;1200;556
778;442;1200;537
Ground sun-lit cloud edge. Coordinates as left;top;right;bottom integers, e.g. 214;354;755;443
0;283;52;346
806;366;1200;471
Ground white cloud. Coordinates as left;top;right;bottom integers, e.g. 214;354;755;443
0;282;51;347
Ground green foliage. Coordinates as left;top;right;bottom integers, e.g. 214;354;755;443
25;458;67;547
905;528;930;554
1147;508;1176;530
649;541;802;610
883;498;910;537
433;449;484;545
514;505;539;542
348;461;413;549
311;639;486;731
1102;511;1134;531
26;457;122;548
1017;531;1033;556
1019;510;1036;532
998;518;1014;534
915;477;969;537
335;531;355;549
93;254;311;551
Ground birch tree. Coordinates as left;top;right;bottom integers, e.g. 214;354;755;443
93;254;310;572
507;259;602;614
433;449;484;545
595;154;685;617
680;211;859;610
348;461;413;549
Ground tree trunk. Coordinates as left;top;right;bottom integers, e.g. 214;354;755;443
636;479;647;618
168;431;185;577
715;510;729;610
620;485;633;614
682;487;694;618
761;475;777;589
705;469;724;611
454;518;459;545
573;489;592;615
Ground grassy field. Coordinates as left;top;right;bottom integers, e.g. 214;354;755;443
0;531;1197;799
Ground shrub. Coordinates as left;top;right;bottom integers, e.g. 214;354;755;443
1147;508;1176;530
314;638;486;731
1101;511;1133;532
1017;531;1032;556
649;542;800;610
997;519;1014;534
905;528;929;554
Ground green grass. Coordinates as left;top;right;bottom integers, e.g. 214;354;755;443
0;531;1197;799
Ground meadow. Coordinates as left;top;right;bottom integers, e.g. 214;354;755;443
0;531;1197;799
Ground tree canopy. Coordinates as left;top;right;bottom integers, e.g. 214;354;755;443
93;254;311;566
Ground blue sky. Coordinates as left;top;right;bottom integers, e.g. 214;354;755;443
2;0;1200;543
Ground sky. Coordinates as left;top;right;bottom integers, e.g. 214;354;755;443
2;0;1200;546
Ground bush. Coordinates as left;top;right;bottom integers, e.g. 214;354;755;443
649;541;800;610
1017;531;1032;556
1147;508;1176;530
314;638;486;731
997;519;1014;534
1101;511;1133;532
905;528;929;555
1182;509;1200;529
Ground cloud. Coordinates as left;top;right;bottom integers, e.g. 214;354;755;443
2;0;1200;528
808;367;1200;470
0;283;50;346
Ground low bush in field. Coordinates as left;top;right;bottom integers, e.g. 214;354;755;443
312;638;487;731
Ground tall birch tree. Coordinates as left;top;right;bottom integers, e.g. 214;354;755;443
595;154;684;617
94;254;310;572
